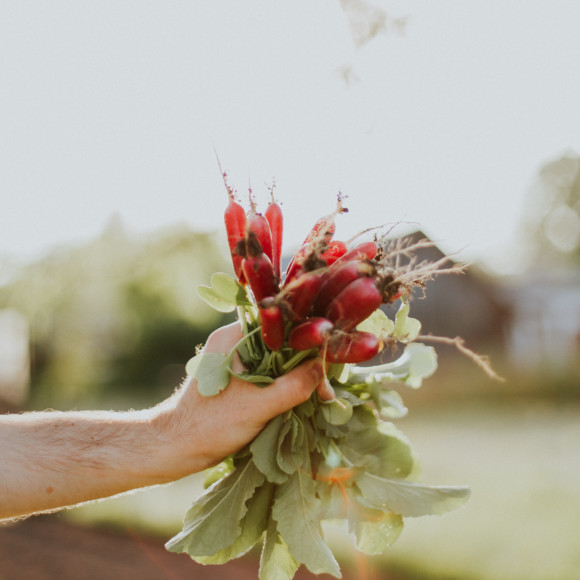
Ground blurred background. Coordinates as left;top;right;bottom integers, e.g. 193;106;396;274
1;1;579;579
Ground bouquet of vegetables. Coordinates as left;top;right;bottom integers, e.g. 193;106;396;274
166;179;472;579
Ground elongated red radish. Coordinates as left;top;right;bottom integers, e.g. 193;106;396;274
321;240;347;266
302;195;346;245
334;241;378;265
284;271;323;320
265;199;283;278
259;303;285;351
242;232;279;301
303;215;336;245
313;259;376;316
247;213;273;264
288;317;334;351
324;330;380;363
325;276;383;331
283;243;308;286
224;197;247;282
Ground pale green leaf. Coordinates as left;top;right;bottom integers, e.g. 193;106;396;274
320;398;353;426
197;272;251;312
349;505;404;555
327;363;349;382
376;389;408;419
393;302;421;342
341;407;416;480
203;458;234;488
356;472;471;517
349;342;438;389
272;470;341;577
165;458;265;556
186;352;230;396
196;482;273;564
230;370;275;386
260;517;300;580
250;415;290;484
277;414;309;475
357;308;395;339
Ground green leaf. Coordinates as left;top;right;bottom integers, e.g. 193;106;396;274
327;362;349;382
203;458;234;488
272;470;341;577
341;406;416;480
230;370;275;386
349;342;438;389
260;517;300;580
196;482;273;564
349;506;404;555
393;302;421;342
186;352;230;396
355;472;471;517
357;308;395;339
197;272;251;313
375;388;408;419
277;413;309;475
165;457;265;557
250;415;290;484
320;397;353;426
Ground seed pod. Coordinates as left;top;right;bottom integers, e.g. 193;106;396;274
265;199;283;278
224;197;247;282
259;303;285;351
324;330;380;364
325;276;383;331
288;317;334;351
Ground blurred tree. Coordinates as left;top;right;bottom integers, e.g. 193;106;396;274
520;152;580;268
0;217;231;407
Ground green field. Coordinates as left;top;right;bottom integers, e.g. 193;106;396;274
68;400;580;580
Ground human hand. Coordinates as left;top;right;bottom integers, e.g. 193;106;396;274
152;322;331;480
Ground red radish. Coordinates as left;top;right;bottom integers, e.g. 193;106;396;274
283;243;309;286
335;241;378;265
247;213;273;264
313;259;376;316
284;271;323;320
265;198;283;278
321;241;347;266
288;317;334;351
324;330;380;363
242;232;279;301
259;303;285;351
224;197;247;282
325;276;383;331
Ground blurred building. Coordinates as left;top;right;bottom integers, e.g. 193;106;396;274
499;269;580;373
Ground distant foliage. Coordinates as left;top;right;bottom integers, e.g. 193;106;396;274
0;219;231;406
520;153;580;267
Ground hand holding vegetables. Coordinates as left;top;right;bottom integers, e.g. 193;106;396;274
167;180;475;580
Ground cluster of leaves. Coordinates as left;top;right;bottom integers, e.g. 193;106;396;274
165;273;470;579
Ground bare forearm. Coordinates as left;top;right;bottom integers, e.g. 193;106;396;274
0;407;187;521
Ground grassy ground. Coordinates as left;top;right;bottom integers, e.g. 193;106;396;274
67;399;580;580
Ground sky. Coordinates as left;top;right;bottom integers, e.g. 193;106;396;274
2;1;580;274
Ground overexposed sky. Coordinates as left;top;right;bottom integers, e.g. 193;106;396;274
2;1;580;272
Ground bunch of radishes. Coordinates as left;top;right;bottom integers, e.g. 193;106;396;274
224;186;406;366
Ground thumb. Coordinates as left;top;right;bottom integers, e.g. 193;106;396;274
255;358;325;418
